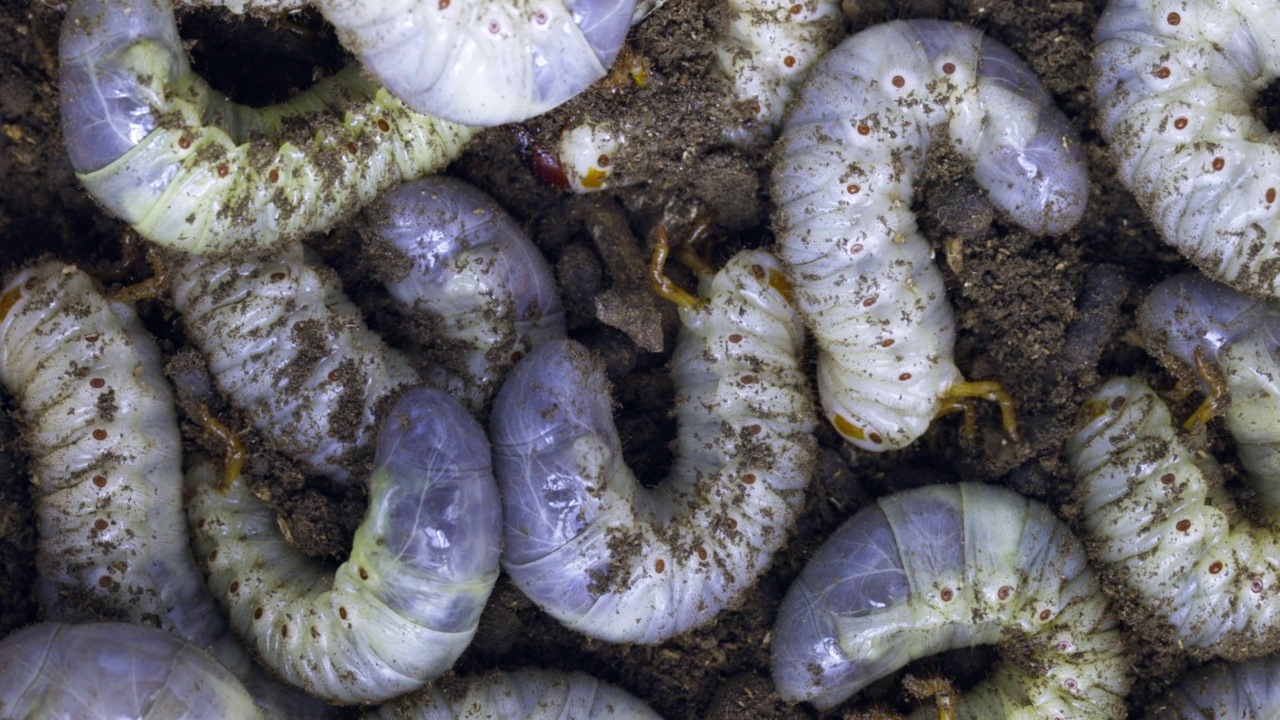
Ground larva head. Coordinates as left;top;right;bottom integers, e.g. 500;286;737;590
1138;273;1268;372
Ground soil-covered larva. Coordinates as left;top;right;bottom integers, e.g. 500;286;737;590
772;19;1085;450
361;176;566;414
171;243;422;483
1065;377;1280;657
772;482;1129;717
0;622;263;719
490;249;816;644
187;387;502;705
1149;655;1280;719
59;0;476;255
1094;0;1280;298
365;668;663;719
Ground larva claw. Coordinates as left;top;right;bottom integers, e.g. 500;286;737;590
191;403;246;492
938;380;1022;444
1182;345;1230;430
649;226;707;311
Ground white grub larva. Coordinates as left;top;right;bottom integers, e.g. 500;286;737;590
772;19;1086;451
170;243;422;483
365;669;663;719
0;623;263;719
1094;0;1280;298
361;176;566;414
187;387;503;705
490;248;816;644
772;483;1130;717
315;0;637;127
1149;655;1280;719
58;0;476;256
1139;272;1280;512
1065;377;1280;657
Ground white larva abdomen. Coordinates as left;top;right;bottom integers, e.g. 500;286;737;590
1065;377;1280;656
187;387;502;705
0;622;263;719
1139;272;1280;513
315;0;636;127
58;0;476;255
1150;655;1280;719
771;482;1129;717
363;176;566;414
365;669;662;719
772;19;1087;451
171;244;422;483
490;249;816;644
1094;0;1280;298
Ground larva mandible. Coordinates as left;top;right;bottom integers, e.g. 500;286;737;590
361;176;566;414
1149;654;1280;719
772;19;1086;450
170;243;422;483
1065;377;1280;657
1139;272;1280;512
771;482;1130;717
490;249;817;644
59;0;476;256
187;387;502;705
0;623;263;720
1094;0;1280;298
365;669;663;719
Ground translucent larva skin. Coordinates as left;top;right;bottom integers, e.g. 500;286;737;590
315;0;636;127
1139;273;1280;512
59;0;476;255
364;177;566;414
187;387;503;705
0;623;263;720
1149;655;1280;719
1065;377;1280;657
1094;0;1280;298
772;20;1087;451
171;244;422;483
491;250;817;644
365;669;663;719
772;483;1129;718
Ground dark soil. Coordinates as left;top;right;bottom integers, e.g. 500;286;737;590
0;0;1229;717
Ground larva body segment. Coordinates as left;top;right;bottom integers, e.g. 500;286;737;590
1150;655;1280;719
772;483;1129;717
1094;0;1280;298
1065;377;1280;656
59;0;476;255
171;244;422;483
187;387;503;705
316;0;636;127
363;177;566;414
772;20;1087;450
490;250;816;644
0;622;263;719
365;669;663;719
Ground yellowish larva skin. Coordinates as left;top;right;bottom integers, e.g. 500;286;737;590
365;669;663;719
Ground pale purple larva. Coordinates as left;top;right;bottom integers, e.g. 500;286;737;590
772;19;1087;451
365;669;663;719
490;249;816;644
1149;655;1280;719
1094;0;1280;298
771;483;1130;717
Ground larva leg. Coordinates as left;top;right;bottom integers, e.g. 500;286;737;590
1149;655;1280;719
772;20;1087;452
1094;0;1280;298
938;380;1022;443
188;387;502;704
59;0;476;255
490;248;817;644
771;483;1129;717
1182;346;1229;430
360;176;566;415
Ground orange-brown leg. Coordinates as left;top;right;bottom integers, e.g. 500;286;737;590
108;247;171;304
1182;345;1230;430
191;403;246;492
937;380;1022;444
650;226;706;311
902;674;957;720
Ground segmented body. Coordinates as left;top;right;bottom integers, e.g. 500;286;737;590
1150;654;1280;719
771;19;1087;450
490;249;816;643
771;483;1129;717
365;669;662;719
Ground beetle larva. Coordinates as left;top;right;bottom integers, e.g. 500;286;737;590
0;622;263;719
772;482;1129;717
1094;0;1280;298
490;249;816;644
171;243;422;483
362;176;566;414
365;669;663;719
1150;655;1280;719
187;387;502;705
59;0;476;255
772;19;1086;450
1065;376;1280;657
